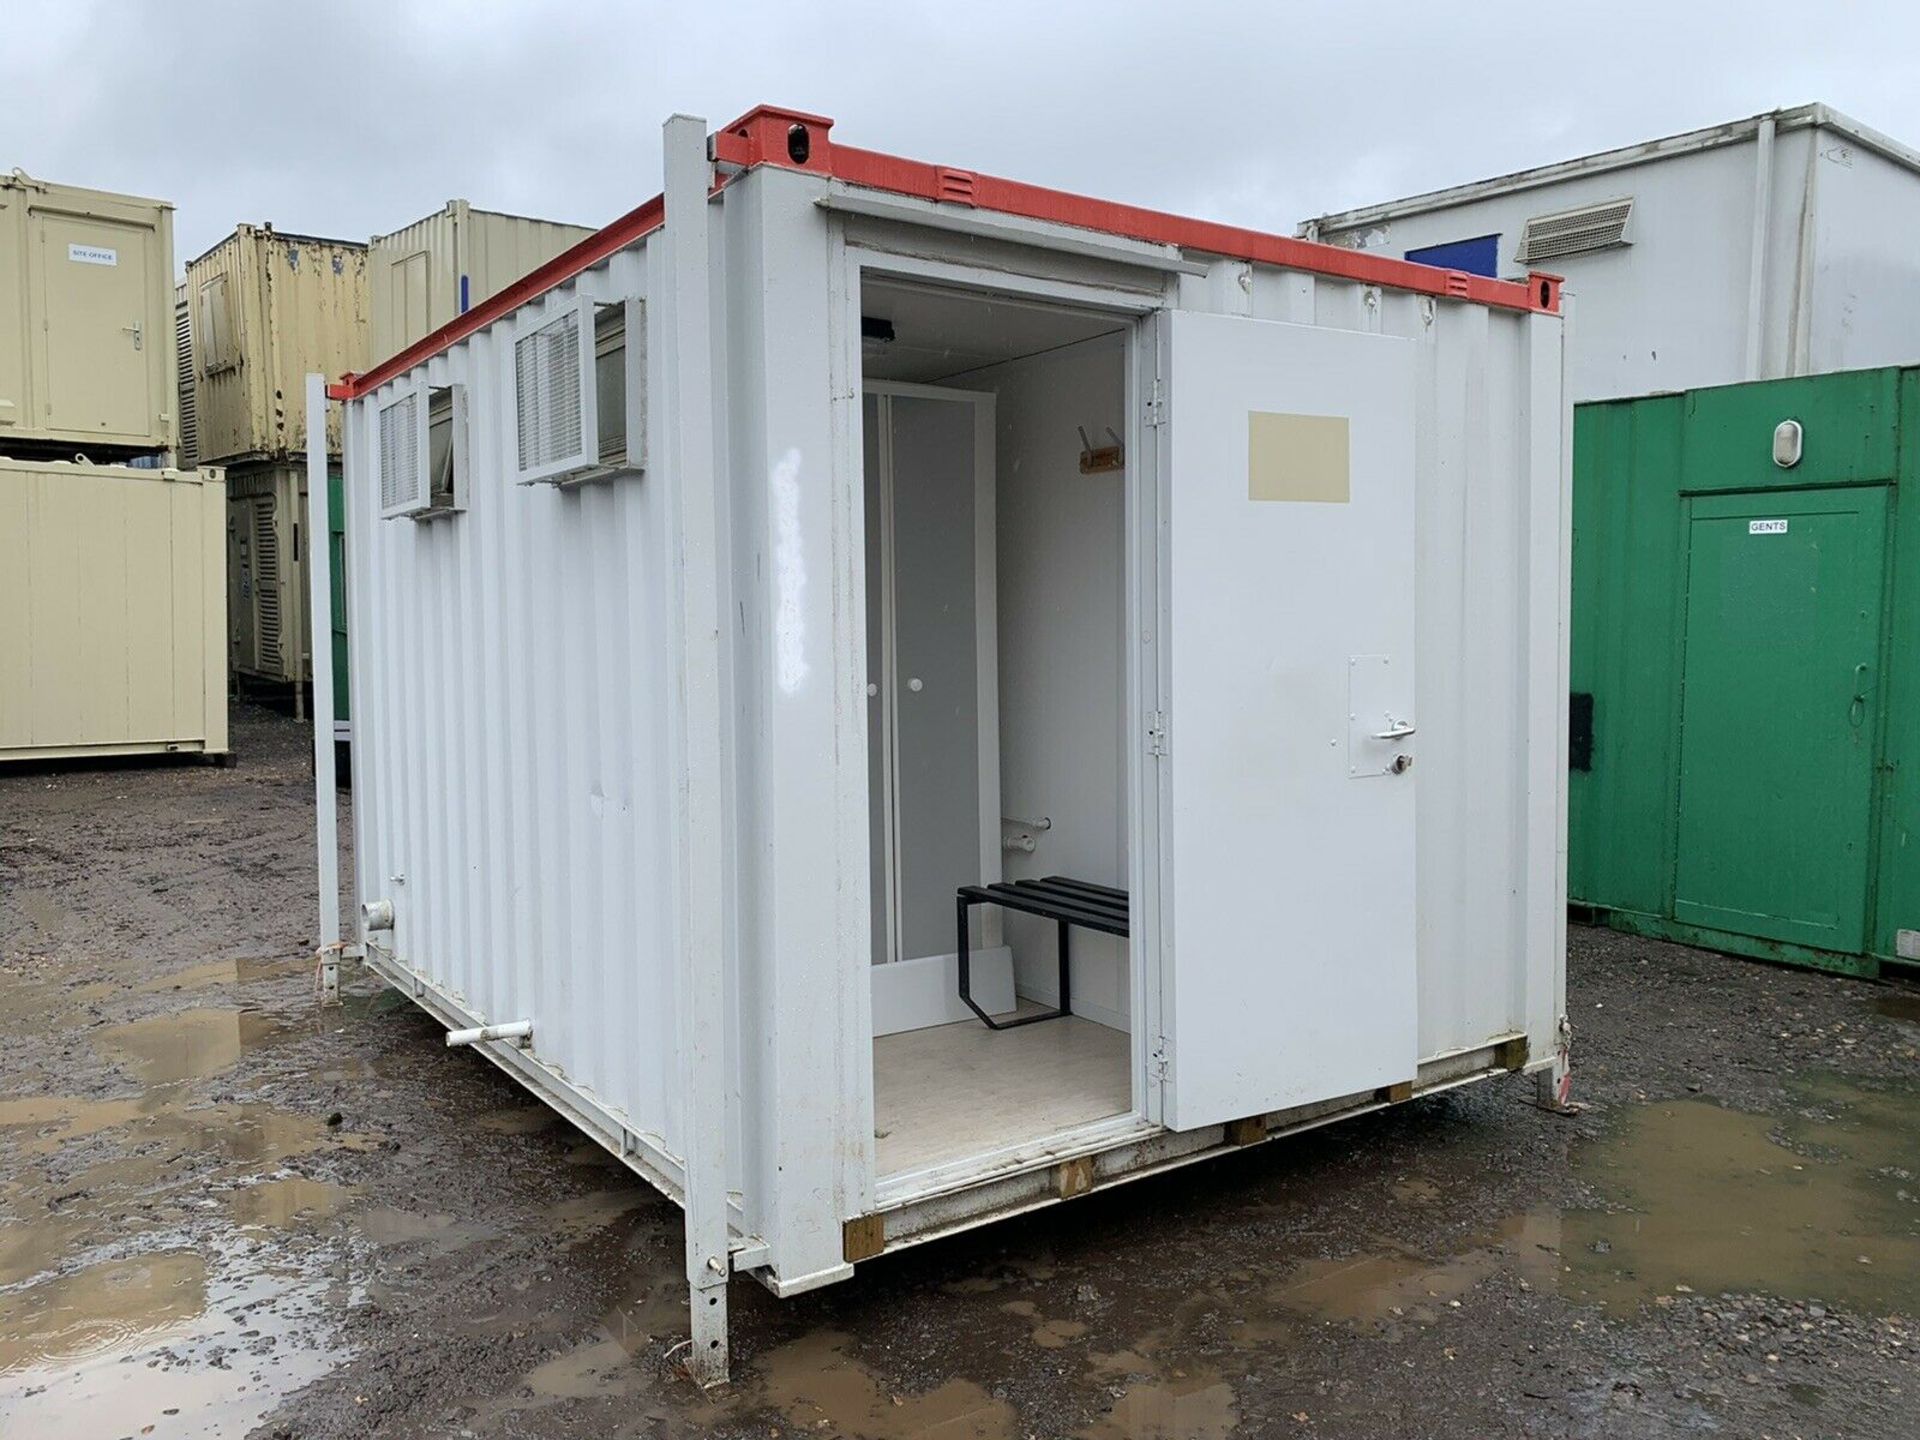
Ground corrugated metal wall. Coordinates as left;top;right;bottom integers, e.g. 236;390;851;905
346;241;686;1165
1570;367;1918;978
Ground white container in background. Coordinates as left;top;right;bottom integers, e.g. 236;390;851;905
1299;103;1920;402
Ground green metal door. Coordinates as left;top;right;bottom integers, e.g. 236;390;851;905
1672;487;1888;951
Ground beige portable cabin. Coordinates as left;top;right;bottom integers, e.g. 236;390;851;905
0;171;176;460
369;200;592;360
186;227;368;689
186;226;369;463
1;457;227;762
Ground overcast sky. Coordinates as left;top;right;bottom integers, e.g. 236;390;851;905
9;1;1917;267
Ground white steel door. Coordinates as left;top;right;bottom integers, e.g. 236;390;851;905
1158;311;1418;1130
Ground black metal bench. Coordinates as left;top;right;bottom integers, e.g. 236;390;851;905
955;876;1130;1030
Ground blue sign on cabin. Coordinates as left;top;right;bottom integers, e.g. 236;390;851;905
1404;234;1500;278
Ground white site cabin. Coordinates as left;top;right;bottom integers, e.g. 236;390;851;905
306;106;1572;1384
1299;103;1920;403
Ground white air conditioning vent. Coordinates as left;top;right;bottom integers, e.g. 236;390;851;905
378;389;430;518
1516;197;1633;263
514;304;594;483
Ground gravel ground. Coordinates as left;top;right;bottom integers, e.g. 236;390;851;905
1;705;1915;1439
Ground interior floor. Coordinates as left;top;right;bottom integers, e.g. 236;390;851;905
873;1014;1131;1179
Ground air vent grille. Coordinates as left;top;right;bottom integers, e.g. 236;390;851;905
174;298;197;468
515;309;584;473
253;498;281;669
379;391;422;513
1516;197;1633;263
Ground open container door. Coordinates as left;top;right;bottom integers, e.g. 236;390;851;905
1156;311;1419;1130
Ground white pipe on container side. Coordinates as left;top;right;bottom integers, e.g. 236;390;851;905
446;1020;533;1048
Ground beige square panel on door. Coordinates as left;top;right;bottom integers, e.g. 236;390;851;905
1247;411;1350;503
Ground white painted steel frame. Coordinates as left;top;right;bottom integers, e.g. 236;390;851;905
306;375;339;980
839;249;1164;1147
661;113;731;1386
325;119;1569;1382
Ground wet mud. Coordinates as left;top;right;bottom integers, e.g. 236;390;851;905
3;707;1917;1438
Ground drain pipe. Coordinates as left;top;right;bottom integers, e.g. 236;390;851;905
446;1020;533;1048
1743;113;1776;381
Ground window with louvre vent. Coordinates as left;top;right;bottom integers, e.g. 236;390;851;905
511;294;646;485
377;388;430;518
513;300;596;483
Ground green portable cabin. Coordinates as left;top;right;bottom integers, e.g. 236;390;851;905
1571;366;1919;978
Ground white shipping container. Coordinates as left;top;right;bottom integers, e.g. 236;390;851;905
311;106;1571;1384
1299;103;1920;403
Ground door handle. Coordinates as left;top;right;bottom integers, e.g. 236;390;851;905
122;321;142;351
1373;721;1417;740
1850;663;1872;728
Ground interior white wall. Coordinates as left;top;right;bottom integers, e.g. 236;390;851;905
959;334;1130;1029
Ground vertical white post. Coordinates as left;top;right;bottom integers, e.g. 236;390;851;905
1743;114;1776;382
664;112;731;1386
306;374;341;1002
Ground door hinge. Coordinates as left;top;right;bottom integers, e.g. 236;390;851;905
1151;1036;1172;1081
1144;381;1166;429
1146;710;1168;756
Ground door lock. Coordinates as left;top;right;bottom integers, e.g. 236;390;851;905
1390;754;1414;774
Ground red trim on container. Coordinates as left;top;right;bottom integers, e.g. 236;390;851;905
827;143;1552;315
336;104;1556;400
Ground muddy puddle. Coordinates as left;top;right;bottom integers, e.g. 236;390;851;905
137;954;311;993
96;1006;289;1083
2;983;367;1433
0;1238;349;1438
1257;1071;1920;1327
1558;1075;1920;1316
